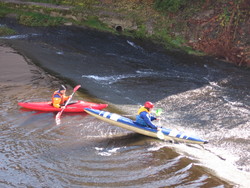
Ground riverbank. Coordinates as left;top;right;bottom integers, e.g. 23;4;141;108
0;44;32;86
0;0;249;67
0;42;70;110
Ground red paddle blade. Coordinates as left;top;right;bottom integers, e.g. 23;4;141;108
56;111;61;119
73;85;81;92
55;111;62;125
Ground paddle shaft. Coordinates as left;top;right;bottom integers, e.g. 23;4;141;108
56;85;81;120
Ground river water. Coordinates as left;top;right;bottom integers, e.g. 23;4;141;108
0;18;250;187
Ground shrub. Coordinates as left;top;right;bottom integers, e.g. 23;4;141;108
154;0;188;12
0;26;16;36
19;12;65;26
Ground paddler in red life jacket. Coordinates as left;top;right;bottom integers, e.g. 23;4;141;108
52;85;70;108
135;101;160;130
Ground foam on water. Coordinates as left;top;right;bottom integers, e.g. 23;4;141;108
56;51;64;55
81;68;197;86
95;147;121;156
154;79;250;187
81;69;160;84
0;33;39;39
127;40;144;51
171;143;250;187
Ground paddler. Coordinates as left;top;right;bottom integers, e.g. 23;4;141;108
52;85;70;108
135;101;161;130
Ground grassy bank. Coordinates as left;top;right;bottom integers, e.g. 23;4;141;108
0;1;195;53
0;25;16;35
0;0;249;66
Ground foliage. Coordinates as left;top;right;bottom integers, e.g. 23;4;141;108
0;3;13;17
1;0;248;65
218;7;231;27
133;24;147;39
83;16;113;32
0;26;16;36
154;0;188;12
23;0;60;4
61;0;99;6
19;12;66;26
153;29;178;49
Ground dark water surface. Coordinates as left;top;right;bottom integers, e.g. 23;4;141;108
1;18;250;187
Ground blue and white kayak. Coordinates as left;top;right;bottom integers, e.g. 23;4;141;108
84;108;208;144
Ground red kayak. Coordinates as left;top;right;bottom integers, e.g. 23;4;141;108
18;100;108;112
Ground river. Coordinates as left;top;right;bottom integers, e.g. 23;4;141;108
0;18;250;187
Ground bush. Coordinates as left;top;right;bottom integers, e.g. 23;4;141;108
19;12;65;26
0;3;13;17
154;0;188;12
0;26;16;36
83;16;113;32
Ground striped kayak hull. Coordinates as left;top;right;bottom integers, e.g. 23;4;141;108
84;108;208;144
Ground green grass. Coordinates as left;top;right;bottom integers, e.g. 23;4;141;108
0;3;13;17
0;3;68;26
22;0;62;5
25;0;99;6
19;12;66;26
83;16;113;32
0;0;206;55
133;24;147;39
0;26;16;36
154;0;188;12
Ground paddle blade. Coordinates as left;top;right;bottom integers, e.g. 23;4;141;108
157;129;164;140
73;85;81;92
155;108;163;116
55;111;62;125
55;117;61;125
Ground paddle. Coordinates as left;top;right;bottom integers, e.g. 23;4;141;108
156;128;164;140
155;108;163;116
154;108;165;140
55;85;81;125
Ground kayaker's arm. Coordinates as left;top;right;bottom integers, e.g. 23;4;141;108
140;112;158;129
150;116;157;121
64;95;70;101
